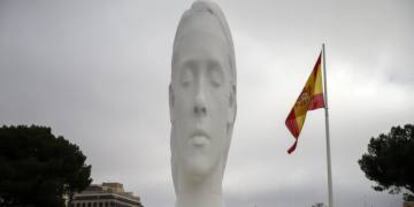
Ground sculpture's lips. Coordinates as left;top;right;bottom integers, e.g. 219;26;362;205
189;130;209;147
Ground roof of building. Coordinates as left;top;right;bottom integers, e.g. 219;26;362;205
73;182;142;206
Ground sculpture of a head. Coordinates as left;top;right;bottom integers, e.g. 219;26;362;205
169;0;236;194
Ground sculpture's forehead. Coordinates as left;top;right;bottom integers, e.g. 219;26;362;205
173;13;229;67
174;31;227;62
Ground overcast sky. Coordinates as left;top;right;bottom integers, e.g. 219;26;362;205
1;0;413;207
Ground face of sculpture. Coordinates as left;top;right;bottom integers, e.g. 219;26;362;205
170;29;235;179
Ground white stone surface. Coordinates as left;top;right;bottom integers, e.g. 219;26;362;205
169;1;236;207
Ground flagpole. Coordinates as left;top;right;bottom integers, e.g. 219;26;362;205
322;43;334;207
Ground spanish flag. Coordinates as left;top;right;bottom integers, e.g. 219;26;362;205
286;52;325;154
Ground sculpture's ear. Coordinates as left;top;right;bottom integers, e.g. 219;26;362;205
228;84;236;124
169;84;175;123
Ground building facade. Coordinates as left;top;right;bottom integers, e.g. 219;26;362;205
70;182;143;207
404;201;414;207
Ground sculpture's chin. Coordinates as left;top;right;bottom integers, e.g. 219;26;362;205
183;155;218;181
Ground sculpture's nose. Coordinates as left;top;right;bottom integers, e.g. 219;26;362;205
194;101;207;116
194;79;207;117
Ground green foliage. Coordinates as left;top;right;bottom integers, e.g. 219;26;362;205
358;124;414;201
0;125;92;206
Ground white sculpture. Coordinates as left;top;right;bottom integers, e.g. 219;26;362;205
169;1;236;207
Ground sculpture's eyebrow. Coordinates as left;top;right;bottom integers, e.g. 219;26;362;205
182;59;198;70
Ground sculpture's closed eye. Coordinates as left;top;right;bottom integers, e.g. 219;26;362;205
208;62;224;88
180;66;194;87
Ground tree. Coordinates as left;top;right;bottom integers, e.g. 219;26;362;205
358;124;414;201
0;125;92;207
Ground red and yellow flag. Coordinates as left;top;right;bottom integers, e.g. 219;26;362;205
286;52;325;154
